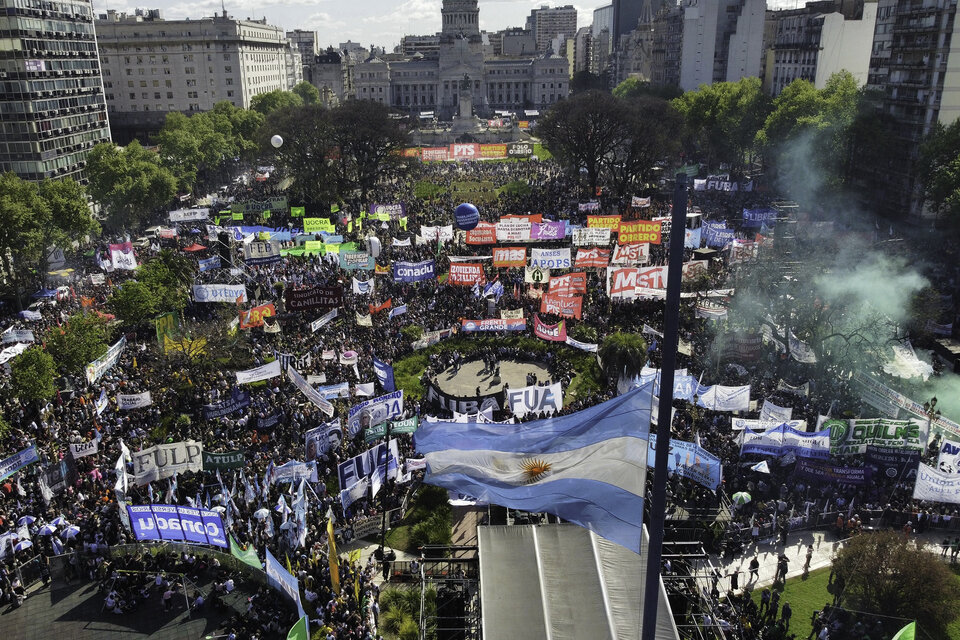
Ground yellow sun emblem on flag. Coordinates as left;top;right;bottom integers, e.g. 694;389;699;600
520;458;552;483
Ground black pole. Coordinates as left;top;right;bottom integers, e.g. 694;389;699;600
379;421;392;579
641;173;688;640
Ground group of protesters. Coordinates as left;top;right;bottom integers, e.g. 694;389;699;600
0;155;956;640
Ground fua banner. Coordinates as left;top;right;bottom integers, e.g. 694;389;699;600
127;504;228;548
506;382;563;418
132;441;203;485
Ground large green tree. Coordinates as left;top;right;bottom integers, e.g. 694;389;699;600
605;95;682;200
250;90;303;115
918;117;960;224
598;332;648;381
832;531;960;637
292;81;321;105
672;77;769;171
0;174;96;308
108;280;158;328
44;313;110;375
136;249;193;313
259;104;338;206
10;346;57;403
85;140;177;230
328;99;411;201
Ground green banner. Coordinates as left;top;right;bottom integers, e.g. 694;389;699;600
262;209;271;220
202;450;245;470
304;217;334;233
290;206;305;218
364;416;418;443
232;212;244;221
230;534;262;570
392;416;419;434
154;311;178;346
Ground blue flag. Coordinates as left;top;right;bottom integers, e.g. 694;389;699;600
414;384;653;553
373;357;396;392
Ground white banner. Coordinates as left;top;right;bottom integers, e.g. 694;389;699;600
287;365;334;416
310;308;338;332
565;336;598;352
789;330;817;363
111;246;137;271
168;207;209;222
85;336;127;385
69;440;98;459
760;400;792;423
914;463;960;504
524;266;550;284
937;439;960;474
696;385;751;412
496;220;532;242
352;277;375;295
506;382;563;418
1;330;35;344
132;441;203;485
529;248;571;269
611;243;649;265
573;228;611;246
118;391;153;410
236;359;282;384
731;418;806;432
193;284;248;304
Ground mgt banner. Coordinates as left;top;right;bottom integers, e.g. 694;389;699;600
506;382;563;418
647;433;722;491
127;504;228;548
132;441;203;485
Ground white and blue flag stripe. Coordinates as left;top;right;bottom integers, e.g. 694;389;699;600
415;383;653;553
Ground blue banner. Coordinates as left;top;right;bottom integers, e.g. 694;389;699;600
373;357;396;392
126;504;228;548
0;445;39;482
198;256;221;272
393;260;436;283
702;223;735;248
684;227;702;249
742;208;778;228
202;388;251;419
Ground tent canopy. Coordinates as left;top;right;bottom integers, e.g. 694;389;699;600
478;524;679;640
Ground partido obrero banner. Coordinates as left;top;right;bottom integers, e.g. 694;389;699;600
126;504;228;548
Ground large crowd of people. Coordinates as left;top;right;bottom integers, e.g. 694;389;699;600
0;155;957;640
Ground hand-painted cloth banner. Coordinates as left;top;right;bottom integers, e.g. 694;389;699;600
760;400;793;422
913;463;960;504
647;433;722;491
347;391;404;438
696;384;751;411
506;382;563;418
127;504;227;548
110;241;138;270
236;359;282;384
132;441;203;485
69;440;98;459
118;391;152;410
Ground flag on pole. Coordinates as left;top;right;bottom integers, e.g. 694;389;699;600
287;616;309;640
892;622;915;640
326;507;340;594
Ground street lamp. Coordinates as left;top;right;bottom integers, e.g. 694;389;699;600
924;396;941;452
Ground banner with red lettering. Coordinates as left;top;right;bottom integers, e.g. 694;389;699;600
466;222;497;245
449;263;485;285
618;221;662;244
611;243;650;265
540;293;583;319
421;147;449;162
492;246;527;268
574;247;610;268
534;315;567;342
548;272;587;295
239;303;276;329
587;215;621;232
500;214;543;224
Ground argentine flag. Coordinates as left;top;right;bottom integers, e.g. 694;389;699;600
414;383;652;553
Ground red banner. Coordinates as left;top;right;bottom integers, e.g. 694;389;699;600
574;247;610;268
548;272;587;295
492;246;527;268
586;215;621;231
533;314;567;342
449;263;485;285
465;222;496;245
618;220;662;244
611;243;649;265
479;144;507;159
421;147;449;162
500;214;543;224
540;293;583;319
450;143;480;160
239;303;276;329
369;298;392;314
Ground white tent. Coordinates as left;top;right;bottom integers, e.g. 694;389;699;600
478;524;679;640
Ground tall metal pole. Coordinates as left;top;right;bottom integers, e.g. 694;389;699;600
641;173;688;640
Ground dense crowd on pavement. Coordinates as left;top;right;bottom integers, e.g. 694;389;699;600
0;157;957;640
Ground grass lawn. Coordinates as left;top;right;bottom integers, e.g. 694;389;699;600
750;567;832;639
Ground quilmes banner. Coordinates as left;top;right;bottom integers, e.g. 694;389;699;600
647;433;722;491
132;441;203;485
794;459;869;486
393;260;435;283
0;445;39;482
203;388;251;419
285;285;343;312
86;336;127;384
127;504;228;548
853;371;960;438
193;284;248;304
202;450;245;470
913;463;960;504
347;390;404;438
506;382;563;418
826;418;926;456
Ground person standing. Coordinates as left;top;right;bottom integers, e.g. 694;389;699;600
748;555;760;582
759;588;771;617
782;601;793;629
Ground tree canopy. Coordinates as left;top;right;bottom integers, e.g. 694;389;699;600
292;81;321;105
598;332;648;381
10;346;57;403
918;117;960;223
328;100;411;201
250;90;304;115
85;140;177;231
44;313;110;375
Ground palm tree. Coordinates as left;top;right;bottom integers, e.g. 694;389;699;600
598;332;648;382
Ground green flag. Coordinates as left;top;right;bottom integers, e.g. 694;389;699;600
287;616;308;640
892;622;915;640
290;206;305;218
229;534;262;570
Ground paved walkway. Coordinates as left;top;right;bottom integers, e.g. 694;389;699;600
432;358;549;397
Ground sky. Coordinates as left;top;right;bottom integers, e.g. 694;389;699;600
93;0;804;53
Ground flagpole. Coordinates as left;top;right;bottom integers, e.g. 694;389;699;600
641;173;687;640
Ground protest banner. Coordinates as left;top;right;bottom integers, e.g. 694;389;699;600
492;247;527;268
826;418;926;456
574;247;610;268
465;222;496;245
540;293;583;319
530;221;565;240
530;248;571;269
586;215;620;231
460;318;526;332
132;441;203;485
118;392;153;410
506;382;563;418
236;359;282;384
0;446;39;482
193;284;247;304
495;220;532;242
69;440;98;459
913;463;960;504
618;220;662;244
127;504;228;548
202;451;245;470
285;285;343;312
548;272;587;295
572;228;611;246
346;391;404;438
533;315;567;341
86;336;127;384
203;388;251;419
393;260;435;283
647;433;722;491
795;459;869;485
611;243;650;265
449;263;484;285
239;303;276;329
